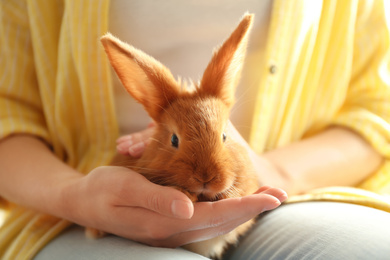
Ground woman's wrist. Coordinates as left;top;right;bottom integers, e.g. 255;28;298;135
254;127;384;196
0;134;85;219
248;149;292;194
54;173;85;223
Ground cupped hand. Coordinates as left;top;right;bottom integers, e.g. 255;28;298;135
63;166;286;248
140;185;287;248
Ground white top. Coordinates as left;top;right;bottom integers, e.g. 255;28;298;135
109;0;272;141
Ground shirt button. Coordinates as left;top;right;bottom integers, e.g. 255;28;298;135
269;65;277;74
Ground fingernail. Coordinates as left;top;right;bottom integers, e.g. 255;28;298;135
128;142;144;156
171;200;194;219
265;198;281;211
117;140;133;152
278;191;288;202
116;135;132;144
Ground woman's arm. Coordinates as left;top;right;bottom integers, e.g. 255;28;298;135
120;124;384;196
258;127;384;195
0;134;286;247
0;134;194;220
228;123;384;195
0;135;81;215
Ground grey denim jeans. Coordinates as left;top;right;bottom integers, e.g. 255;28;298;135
35;202;390;260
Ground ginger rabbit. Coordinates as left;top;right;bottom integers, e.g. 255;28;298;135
89;13;259;259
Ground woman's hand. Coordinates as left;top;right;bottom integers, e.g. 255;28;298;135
64;166;287;248
225;121;290;192
116;122;156;158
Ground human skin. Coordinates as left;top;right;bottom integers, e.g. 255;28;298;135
0;134;286;247
0;120;382;247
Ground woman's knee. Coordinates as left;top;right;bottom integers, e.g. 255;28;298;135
225;202;390;260
34;225;209;260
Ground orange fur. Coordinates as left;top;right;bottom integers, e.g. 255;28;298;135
199;14;253;108
100;36;181;119
93;13;258;259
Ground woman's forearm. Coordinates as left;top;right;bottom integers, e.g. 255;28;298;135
260;127;384;195
0;134;83;216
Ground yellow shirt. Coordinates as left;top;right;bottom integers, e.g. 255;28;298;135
0;0;390;258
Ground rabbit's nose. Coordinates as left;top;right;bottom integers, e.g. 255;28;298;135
194;175;217;188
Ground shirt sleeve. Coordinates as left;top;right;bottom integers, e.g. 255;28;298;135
0;1;50;143
332;0;390;159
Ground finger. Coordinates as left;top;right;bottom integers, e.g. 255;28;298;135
166;192;281;233
116;135;132;144
148;193;281;248
254;186;288;202
127;141;147;158
261;188;288;203
116;121;155;144
116;127;155;156
116;125;155;145
253;185;273;194
116;137;133;155
119;172;194;219
147;121;156;128
197;193;281;228
117;192;281;247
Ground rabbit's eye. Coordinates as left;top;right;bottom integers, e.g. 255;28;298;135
171;134;179;148
222;132;227;142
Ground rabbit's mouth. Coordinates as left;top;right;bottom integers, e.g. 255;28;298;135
196;184;239;202
196;193;220;202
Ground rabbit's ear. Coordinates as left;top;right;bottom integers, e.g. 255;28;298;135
101;33;180;120
199;13;253;108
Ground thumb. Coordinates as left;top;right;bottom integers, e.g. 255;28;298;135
126;173;194;219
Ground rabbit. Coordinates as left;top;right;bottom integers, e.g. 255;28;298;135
88;13;259;259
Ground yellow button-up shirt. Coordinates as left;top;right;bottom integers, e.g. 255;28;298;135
1;0;390;258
